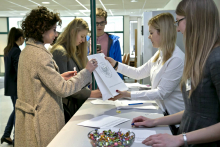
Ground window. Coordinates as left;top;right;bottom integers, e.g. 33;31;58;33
130;21;137;56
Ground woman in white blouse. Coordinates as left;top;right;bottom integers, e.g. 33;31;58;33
106;13;185;115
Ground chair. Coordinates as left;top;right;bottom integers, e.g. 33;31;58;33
125;53;130;65
122;53;127;64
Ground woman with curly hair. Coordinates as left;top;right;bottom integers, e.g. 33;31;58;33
50;18;102;122
15;6;97;147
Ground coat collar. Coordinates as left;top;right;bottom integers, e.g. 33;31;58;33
26;38;53;57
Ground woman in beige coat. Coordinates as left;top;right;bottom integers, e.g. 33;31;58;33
15;6;98;147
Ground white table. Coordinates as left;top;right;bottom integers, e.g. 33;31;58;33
47;99;171;147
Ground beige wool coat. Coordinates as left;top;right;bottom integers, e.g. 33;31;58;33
15;38;92;147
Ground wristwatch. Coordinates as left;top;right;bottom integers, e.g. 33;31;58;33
113;61;118;69
182;133;188;147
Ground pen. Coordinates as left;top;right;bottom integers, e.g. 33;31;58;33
73;67;76;75
128;103;143;105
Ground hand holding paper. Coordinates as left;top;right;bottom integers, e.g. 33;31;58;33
109;90;131;101
105;56;117;68
86;59;98;73
87;53;128;100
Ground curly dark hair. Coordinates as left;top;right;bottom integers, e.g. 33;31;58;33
21;6;62;43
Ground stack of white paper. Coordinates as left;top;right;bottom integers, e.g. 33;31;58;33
77;115;130;128
87;53;128;100
90;99;117;105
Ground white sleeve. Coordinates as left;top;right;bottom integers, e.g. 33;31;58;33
130;57;184;100
117;58;153;80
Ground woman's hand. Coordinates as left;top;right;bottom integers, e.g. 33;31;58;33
61;71;77;81
108;90;131;101
105;57;116;67
142;134;183;147
90;89;102;98
131;116;156;128
86;59;98;73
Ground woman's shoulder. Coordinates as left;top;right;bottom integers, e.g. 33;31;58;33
207;46;220;65
51;45;67;56
171;45;185;60
52;45;66;53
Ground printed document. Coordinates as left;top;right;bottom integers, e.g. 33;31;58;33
88;53;128;100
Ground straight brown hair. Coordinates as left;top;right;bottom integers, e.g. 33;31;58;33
4;27;24;56
51;18;89;69
178;0;220;97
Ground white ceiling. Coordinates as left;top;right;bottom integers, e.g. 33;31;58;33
0;0;180;17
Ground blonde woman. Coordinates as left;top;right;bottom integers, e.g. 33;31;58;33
50;18;102;122
106;13;185;116
131;0;220;146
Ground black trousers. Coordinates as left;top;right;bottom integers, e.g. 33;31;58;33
163;109;179;135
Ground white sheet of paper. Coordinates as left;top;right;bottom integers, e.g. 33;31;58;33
114;100;157;110
90;99;117;105
77;115;130;128
130;129;156;143
88;53;128;100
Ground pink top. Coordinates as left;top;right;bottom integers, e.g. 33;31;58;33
97;33;108;56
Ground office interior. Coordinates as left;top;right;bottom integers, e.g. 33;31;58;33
0;0;220;147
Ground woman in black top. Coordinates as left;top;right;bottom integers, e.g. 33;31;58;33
1;27;24;145
131;0;220;146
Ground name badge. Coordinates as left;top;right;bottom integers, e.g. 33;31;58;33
186;78;191;91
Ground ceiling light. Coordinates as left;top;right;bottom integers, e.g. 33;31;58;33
99;0;107;10
76;0;89;10
109;9;113;16
42;2;50;4
29;0;41;6
6;0;31;10
20;13;26;15
131;0;138;2
79;10;89;16
74;13;80;14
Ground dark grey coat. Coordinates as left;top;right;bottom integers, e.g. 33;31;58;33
4;43;21;96
51;45;91;99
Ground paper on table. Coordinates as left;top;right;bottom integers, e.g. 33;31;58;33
114;100;157;110
130;129;156;143
77;115;130;128
87;53;128;100
90;99;118;105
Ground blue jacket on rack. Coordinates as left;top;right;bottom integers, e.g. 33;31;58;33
87;33;123;79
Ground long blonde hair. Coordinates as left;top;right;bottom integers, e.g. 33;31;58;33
178;0;220;97
148;13;177;64
51;18;89;69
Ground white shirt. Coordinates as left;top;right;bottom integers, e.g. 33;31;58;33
117;45;185;115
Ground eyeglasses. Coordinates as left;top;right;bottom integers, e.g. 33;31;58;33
174;18;185;27
96;21;106;26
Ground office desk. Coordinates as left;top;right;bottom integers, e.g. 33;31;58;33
47;99;171;147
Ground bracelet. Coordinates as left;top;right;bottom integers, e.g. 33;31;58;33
113;61;118;69
182;133;188;147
